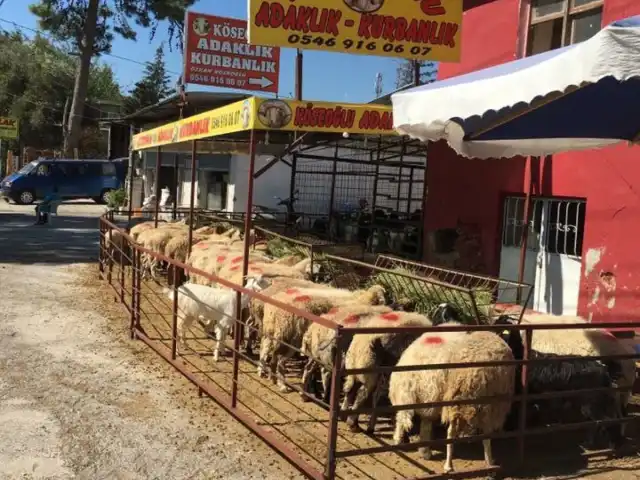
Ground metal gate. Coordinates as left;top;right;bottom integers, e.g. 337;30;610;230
499;195;586;315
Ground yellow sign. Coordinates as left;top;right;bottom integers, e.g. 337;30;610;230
131;98;254;150
131;96;395;150
0;117;19;139
247;0;462;62
253;98;394;135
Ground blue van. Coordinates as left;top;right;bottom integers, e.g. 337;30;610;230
0;158;128;205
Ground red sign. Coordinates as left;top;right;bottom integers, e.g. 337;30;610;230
184;12;280;94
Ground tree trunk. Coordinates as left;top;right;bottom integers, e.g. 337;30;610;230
64;0;99;156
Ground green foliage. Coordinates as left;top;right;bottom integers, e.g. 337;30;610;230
395;60;438;89
124;44;172;114
370;267;493;323
106;187;127;209
0;31;121;152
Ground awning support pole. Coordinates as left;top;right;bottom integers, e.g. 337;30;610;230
516;156;536;304
154;146;161;228
232;129;257;409
187;141;197;259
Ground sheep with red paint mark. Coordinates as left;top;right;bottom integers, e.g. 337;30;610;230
259;284;387;392
300;303;393;403
245;277;333;355
388;323;516;474
341;310;434;433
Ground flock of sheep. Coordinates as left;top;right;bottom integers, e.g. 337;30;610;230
104;219;637;475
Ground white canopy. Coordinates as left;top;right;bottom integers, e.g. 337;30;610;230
392;16;640;159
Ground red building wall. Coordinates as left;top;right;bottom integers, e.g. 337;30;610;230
427;0;640;324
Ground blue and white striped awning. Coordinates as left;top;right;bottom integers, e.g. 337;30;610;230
392;16;640;159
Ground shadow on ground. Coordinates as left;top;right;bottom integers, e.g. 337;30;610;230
0;212;123;264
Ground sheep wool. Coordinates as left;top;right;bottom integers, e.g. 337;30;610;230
389;329;515;473
301;303;392;402
259;289;335;392
341;311;433;433
521;313;636;410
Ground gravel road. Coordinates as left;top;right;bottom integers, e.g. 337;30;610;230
0;201;300;480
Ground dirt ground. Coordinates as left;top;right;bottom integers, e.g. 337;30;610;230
0;202;302;480
2;201;640;480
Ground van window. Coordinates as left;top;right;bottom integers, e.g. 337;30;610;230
102;163;116;176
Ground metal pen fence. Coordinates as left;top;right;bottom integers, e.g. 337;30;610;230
98;213;640;480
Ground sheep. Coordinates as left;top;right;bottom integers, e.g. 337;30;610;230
129;220;166;240
389;324;516;474
495;315;625;449
341;311;434;433
245;276;330;355
103;228;131;267
162;276;269;361
138;226;189;279
217;257;313;287
260;285;386;393
301;303;393;403
520;312;635;426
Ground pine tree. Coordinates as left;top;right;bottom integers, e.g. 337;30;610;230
125;45;172;114
395;60;438;89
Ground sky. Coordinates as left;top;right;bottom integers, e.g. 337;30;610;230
0;0;414;103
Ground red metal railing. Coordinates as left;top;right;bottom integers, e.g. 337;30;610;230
98;213;640;480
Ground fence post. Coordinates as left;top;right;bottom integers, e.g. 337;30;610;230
171;265;179;360
98;219;105;277
130;242;137;339
231;291;243;408
107;227;113;286
134;249;142;333
324;326;347;480
119;244;125;304
518;326;532;463
309;244;315;280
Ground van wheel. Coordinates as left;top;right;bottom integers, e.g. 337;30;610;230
16;190;35;205
97;189;113;205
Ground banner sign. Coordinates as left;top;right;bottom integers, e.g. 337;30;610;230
0;117;19;139
184;11;281;93
131;99;254;150
253;98;394;135
247;0;462;62
131;97;394;150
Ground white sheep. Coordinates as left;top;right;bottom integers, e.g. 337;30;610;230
389;325;516;474
259;285;386;392
163;276;268;361
300;303;392;403
340;310;433;433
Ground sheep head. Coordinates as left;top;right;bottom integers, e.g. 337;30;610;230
429;303;460;326
359;285;386;305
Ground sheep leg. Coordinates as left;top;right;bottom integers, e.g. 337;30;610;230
257;337;273;378
393;409;413;446
277;351;294;393
320;368;332;404
341;376;360;421
418;418;433;460
443;419;459;473
213;324;227;362
300;359;318;402
483;439;495;468
346;380;375;432
177;314;191;351
366;376;387;434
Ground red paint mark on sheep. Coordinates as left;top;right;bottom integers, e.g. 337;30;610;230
195;243;209;249
344;314;360;324
380;313;400;322
422;336;444;345
285;288;300;295
216;255;227;263
249;267;263;273
231;256;243;264
294;295;312;303
328;307;340;314
230;265;240;271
